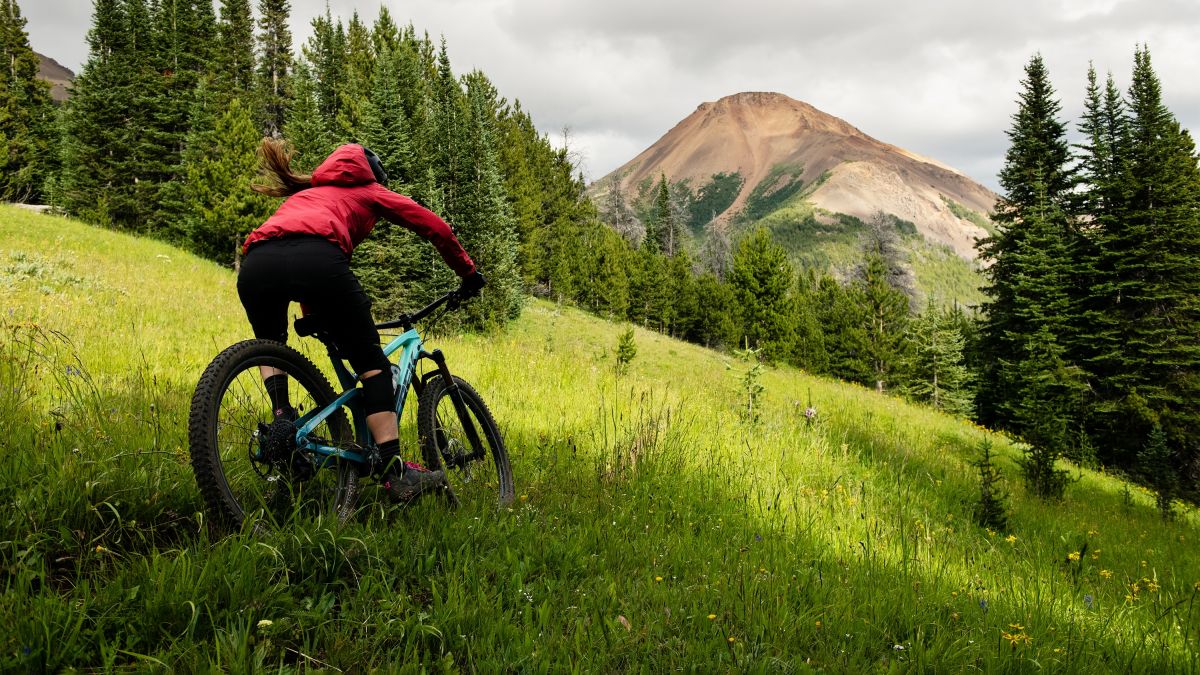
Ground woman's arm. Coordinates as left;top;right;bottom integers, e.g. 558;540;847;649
369;185;476;276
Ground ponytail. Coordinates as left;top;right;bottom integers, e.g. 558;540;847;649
252;138;313;197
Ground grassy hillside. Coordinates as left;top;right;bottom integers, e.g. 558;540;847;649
1;206;1196;671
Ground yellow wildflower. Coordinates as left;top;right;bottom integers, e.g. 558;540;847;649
1005;535;1017;544
707;614;717;620
1008;623;1024;631
1147;580;1160;593
1067;551;1081;562
815;620;822;628
1100;569;1113;579
655;576;663;582
727;636;736;644
256;619;273;629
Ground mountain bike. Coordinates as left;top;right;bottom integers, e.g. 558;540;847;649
188;289;513;532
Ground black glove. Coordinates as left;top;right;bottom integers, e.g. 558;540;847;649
458;270;486;299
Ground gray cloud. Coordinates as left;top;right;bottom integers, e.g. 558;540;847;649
20;0;1200;190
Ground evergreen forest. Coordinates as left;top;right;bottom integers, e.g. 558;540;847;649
1;0;1197;506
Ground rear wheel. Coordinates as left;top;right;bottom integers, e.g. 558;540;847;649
417;374;513;507
188;340;359;533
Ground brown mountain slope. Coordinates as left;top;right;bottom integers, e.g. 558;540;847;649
595;92;997;259
36;52;74;103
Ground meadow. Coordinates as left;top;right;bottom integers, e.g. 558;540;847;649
1;205;1196;671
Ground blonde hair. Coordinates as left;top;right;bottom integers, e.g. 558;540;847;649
251;138;313;197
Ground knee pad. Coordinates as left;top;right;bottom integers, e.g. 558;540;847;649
360;369;396;416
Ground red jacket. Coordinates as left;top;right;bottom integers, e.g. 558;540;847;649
242;144;476;277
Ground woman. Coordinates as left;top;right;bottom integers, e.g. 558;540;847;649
239;139;485;502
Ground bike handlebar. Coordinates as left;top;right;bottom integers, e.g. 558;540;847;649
374;289;461;331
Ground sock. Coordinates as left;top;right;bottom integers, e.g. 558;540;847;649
264;374;290;415
378;439;402;471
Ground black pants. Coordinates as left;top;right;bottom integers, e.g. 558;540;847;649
237;236;389;377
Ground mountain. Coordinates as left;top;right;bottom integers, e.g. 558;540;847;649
594;92;997;261
36;52;74;103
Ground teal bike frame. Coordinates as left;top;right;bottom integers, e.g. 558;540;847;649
282;290;477;472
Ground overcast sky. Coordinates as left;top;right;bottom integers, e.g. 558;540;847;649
23;0;1200;190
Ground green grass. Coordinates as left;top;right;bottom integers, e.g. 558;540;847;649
1;206;1197;671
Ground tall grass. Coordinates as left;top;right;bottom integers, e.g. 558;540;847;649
1;206;1197;671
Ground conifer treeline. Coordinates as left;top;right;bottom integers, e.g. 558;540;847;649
978;50;1200;504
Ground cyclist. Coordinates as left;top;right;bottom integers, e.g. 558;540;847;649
238;138;485;503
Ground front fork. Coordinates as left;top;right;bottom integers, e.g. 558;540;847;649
421;349;486;466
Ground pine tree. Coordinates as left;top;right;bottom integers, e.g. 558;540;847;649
977;53;1080;431
282;61;333;171
303;9;347;136
855;251;911;393
579;223;632;320
255;0;293;135
728;228;795;363
181;97;273;265
216;0;255;98
0;0;56;202
817;275;870;385
1072;65;1129;393
60;0;155;227
666;251;699;338
370;6;400;57
699;220;733;280
451;71;523;325
691;273;738;349
790;270;829;374
149;0;219;239
337;11;373;137
1009;326;1082;500
1090;47;1200;475
904;302;975;417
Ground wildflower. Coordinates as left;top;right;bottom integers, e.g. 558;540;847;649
805;406;817;420
1100;569;1113;579
986;528;996;536
1005;535;1017;544
1067;551;1081;562
1008;623;1024;631
951;612;960;621
1091;550;1101;560
1087;529;1098;536
707;614;717;620
728;636;736;644
257;619;273;629
1002;631;1033;648
94;545;106;553
815;620;822;628
519;494;528;502
655;576;663;582
1146;580;1160;593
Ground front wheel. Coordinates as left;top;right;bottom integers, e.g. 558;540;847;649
188;340;360;533
417;374;513;507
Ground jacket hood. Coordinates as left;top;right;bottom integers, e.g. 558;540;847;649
311;144;376;187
